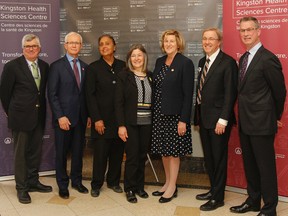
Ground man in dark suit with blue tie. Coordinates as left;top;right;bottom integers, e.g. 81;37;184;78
0;34;52;204
194;28;238;211
230;17;286;216
48;32;90;199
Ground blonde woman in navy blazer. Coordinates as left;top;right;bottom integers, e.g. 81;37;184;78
151;30;194;203
115;44;152;203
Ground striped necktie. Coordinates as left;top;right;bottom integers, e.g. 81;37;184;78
197;58;210;104
31;62;40;89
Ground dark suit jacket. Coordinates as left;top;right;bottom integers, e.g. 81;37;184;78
152;53;194;123
238;45;286;135
0;55;49;131
115;68;152;126
48;55;88;127
85;57;126;139
195;51;238;128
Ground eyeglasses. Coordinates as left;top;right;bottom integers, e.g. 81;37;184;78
239;28;258;33
66;42;81;46
24;45;39;49
202;37;219;41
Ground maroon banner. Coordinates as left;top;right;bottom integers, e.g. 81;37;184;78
223;0;288;196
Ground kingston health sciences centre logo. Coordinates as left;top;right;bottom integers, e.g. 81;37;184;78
4;137;13;145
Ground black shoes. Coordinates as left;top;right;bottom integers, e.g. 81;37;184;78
257;213;276;216
230;202;260;213
159;188;178;203
72;184;89;194
91;188;100;197
59;189;69;199
17;191;31;204
135;189;149;198
107;185;123;193
200;199;224;211
126;191;137;203
152;190;165;196
196;191;212;200
29;182;52;193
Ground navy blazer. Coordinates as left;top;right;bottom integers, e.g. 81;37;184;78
115;68;152;126
152;53;194;123
0;55;49;131
195;51;238;128
238;46;286;135
48;55;88;127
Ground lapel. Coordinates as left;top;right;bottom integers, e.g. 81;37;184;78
202;51;223;87
127;70;137;88
20;56;38;90
239;46;264;91
79;59;86;89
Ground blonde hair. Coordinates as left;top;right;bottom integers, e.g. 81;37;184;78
160;29;185;53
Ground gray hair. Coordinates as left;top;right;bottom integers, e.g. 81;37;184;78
21;34;41;48
64;32;83;43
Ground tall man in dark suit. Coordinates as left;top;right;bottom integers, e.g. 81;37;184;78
194;28;238;211
230;17;286;216
0;34;52;204
48;32;90;199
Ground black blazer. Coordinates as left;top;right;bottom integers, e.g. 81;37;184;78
152;53;194;123
238;45;286;135
85;57;126;138
48;55;88;128
194;51;238;128
0;55;49;131
115;68;152;126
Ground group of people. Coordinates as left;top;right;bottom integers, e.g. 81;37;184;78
0;16;285;216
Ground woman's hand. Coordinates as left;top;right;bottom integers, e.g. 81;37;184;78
178;121;187;136
118;126;128;142
95;120;105;135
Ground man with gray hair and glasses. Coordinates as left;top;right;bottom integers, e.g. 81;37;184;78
0;34;52;204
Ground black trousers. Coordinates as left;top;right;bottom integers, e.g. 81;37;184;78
199;121;232;202
239;131;278;215
91;137;124;189
124;124;152;192
55;121;86;190
12;122;43;192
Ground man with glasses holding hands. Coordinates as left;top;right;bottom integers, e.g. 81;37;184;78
0;34;52;204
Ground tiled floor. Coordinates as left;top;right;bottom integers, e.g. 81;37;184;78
0;177;287;216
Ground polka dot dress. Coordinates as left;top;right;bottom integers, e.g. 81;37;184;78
151;64;192;157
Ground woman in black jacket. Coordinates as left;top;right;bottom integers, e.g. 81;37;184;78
115;44;152;203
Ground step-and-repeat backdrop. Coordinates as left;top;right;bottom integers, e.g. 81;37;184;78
0;0;287;197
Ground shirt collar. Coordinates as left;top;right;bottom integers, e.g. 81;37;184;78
206;48;220;64
247;42;262;56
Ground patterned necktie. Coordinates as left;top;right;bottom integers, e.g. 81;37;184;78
197;58;210;104
31;62;40;89
73;59;80;88
240;51;250;81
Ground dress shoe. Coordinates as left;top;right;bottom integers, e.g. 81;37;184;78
135;189;149;198
152;190;165;196
107;185;123;193
196;191;212;200
126;191;137;203
91;188;100;197
200;200;224;211
72;183;88;194
59;189;69;199
29;182;52;193
230;202;260;213
17;191;31;204
159;188;178;203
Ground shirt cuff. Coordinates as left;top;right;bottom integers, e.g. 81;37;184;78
218;118;228;126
